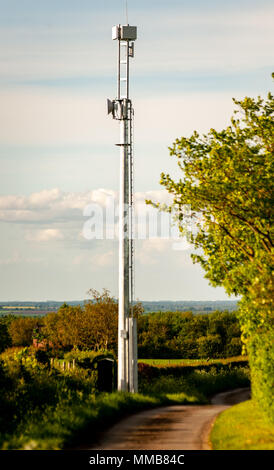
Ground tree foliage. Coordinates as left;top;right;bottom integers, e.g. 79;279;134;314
8;317;41;347
41;289;143;353
138;310;242;359
41;290;118;352
148;90;274;420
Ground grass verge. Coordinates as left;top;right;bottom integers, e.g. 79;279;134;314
0;391;200;450
210;399;274;450
139;356;247;366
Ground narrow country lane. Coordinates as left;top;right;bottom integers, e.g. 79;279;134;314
89;388;251;450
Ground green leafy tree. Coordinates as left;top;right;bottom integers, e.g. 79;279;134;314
137;310;242;359
42;306;83;351
147;90;274;420
84;288;118;351
42;290;120;352
8;317;41;347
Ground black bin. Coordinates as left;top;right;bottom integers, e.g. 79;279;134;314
96;358;115;393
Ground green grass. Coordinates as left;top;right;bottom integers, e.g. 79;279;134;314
138;356;247;366
139;358;203;366
210;399;274;450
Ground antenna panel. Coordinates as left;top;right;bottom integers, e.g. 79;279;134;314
120;26;137;41
112;26;120;40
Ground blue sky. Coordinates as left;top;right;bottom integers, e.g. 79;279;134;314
0;0;273;301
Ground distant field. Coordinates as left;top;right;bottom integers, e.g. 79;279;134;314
0;310;54;317
138;357;248;366
2;306;36;309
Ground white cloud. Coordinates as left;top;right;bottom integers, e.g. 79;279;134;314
0;187;178;259
28;188;62;208
0;187;192;255
25;228;64;242
0;187;170;224
0;188;111;223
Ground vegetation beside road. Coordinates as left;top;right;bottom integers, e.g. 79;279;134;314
2;288;274;451
0;289;257;450
211;399;274;450
138;361;249;399
0;345;249;450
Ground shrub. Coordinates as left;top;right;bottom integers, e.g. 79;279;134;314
138;363;250;400
138;362;160;381
138;359;250;399
0;347;99;444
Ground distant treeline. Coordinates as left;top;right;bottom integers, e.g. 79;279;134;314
141;300;238;313
0;299;239;314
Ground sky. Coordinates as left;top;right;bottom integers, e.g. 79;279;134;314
0;0;273;301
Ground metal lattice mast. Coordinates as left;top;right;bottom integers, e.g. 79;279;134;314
107;24;138;393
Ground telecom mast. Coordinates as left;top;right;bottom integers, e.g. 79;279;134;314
107;24;138;393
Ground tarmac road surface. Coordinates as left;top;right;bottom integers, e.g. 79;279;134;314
89;388;251;450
